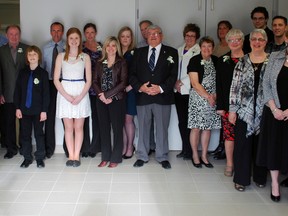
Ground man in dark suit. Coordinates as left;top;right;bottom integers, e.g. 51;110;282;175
0;25;29;159
130;25;178;169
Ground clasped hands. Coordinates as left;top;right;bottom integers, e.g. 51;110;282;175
140;82;161;95
273;108;288;121
98;92;112;104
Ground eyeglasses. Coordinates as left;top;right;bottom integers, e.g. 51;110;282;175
148;32;162;37
252;17;265;21
227;38;242;43
250;37;266;42
185;34;196;38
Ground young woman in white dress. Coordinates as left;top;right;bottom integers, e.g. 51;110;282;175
54;27;91;167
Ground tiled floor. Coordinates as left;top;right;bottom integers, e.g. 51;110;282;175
0;150;288;216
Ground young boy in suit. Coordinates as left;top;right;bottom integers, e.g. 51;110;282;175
14;45;50;168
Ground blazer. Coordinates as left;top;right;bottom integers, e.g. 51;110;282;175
129;44;178;105
0;42;29;103
92;56;127;100
14;65;50;115
263;48;286;108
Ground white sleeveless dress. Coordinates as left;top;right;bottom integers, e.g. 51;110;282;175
56;53;91;118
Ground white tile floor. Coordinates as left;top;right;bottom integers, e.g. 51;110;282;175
0;149;288;216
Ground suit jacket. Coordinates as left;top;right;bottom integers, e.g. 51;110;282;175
0;42;29;103
129;44;178;105
14;65;50;115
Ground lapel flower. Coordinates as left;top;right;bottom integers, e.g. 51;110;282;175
200;59;205;65
17;48;23;53
103;59;108;65
79;53;85;61
97;45;102;51
263;58;269;65
167;56;174;63
131;50;134;55
223;55;230;62
34;78;39;85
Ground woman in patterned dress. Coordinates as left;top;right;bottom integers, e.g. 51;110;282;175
81;23;102;158
54;28;91;167
187;36;221;169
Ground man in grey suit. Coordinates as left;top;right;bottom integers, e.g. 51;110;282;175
0;25;29;159
130;25;178;169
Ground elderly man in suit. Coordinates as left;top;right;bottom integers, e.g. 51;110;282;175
130;25;178;169
0;25;29;159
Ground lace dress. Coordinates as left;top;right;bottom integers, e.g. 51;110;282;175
56;53;91;118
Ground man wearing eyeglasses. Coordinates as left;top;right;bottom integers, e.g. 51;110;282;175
243;6;274;54
130;25;178;169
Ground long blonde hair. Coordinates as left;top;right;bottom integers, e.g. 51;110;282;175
64;27;83;61
100;36;122;62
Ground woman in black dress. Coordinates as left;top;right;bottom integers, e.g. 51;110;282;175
257;42;288;202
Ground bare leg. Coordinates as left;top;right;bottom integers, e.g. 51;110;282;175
271;170;280;196
190;128;200;163
200;130;211;163
63;118;74;160
225;140;234;168
124;114;135;156
74;118;85;161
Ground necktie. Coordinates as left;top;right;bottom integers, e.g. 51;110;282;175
25;71;33;108
149;48;156;71
51;43;58;79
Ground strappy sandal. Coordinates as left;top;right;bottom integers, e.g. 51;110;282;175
234;183;245;192
224;166;233;177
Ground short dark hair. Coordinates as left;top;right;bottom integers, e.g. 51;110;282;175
6;24;21;33
139;20;153;27
272;15;287;25
50;22;64;32
83;23;97;33
199;36;215;48
183;23;200;39
251;6;269;19
26;45;42;65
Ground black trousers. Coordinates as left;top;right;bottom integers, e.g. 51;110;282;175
174;92;191;156
21;114;45;160
81;95;101;154
233;119;267;186
2;103;18;154
96;98;125;163
45;81;57;155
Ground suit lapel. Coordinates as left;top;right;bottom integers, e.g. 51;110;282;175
3;45;16;66
154;45;167;71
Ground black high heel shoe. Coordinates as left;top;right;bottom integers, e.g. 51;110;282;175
192;158;202;168
200;157;214;168
123;147;135;159
271;186;281;202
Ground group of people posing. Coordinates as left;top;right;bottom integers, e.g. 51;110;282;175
0;6;288;203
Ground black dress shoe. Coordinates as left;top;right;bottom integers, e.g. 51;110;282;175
160;160;171;169
192;159;202;168
255;182;266;188
46;153;53;159
209;145;224;156
280;177;288;187
123;154;133;159
176;151;184;158
36;160;45;168
213;150;226;160
271;190;281;202
148;149;155;156
66;160;74;167
20;159;33;168
4;152;17;159
89;153;96;158
133;159;147;167
200;158;214;168
73;160;81;167
81;152;89;158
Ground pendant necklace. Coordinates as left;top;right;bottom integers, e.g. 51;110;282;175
252;62;260;71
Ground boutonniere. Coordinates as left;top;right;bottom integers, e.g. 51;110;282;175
200;59;206;65
34;78;39;85
102;59;108;65
167;56;174;63
223;55;230;62
263;58;269;65
97;45;102;51
130;50;134;55
79;53;85;61
17;48;23;53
